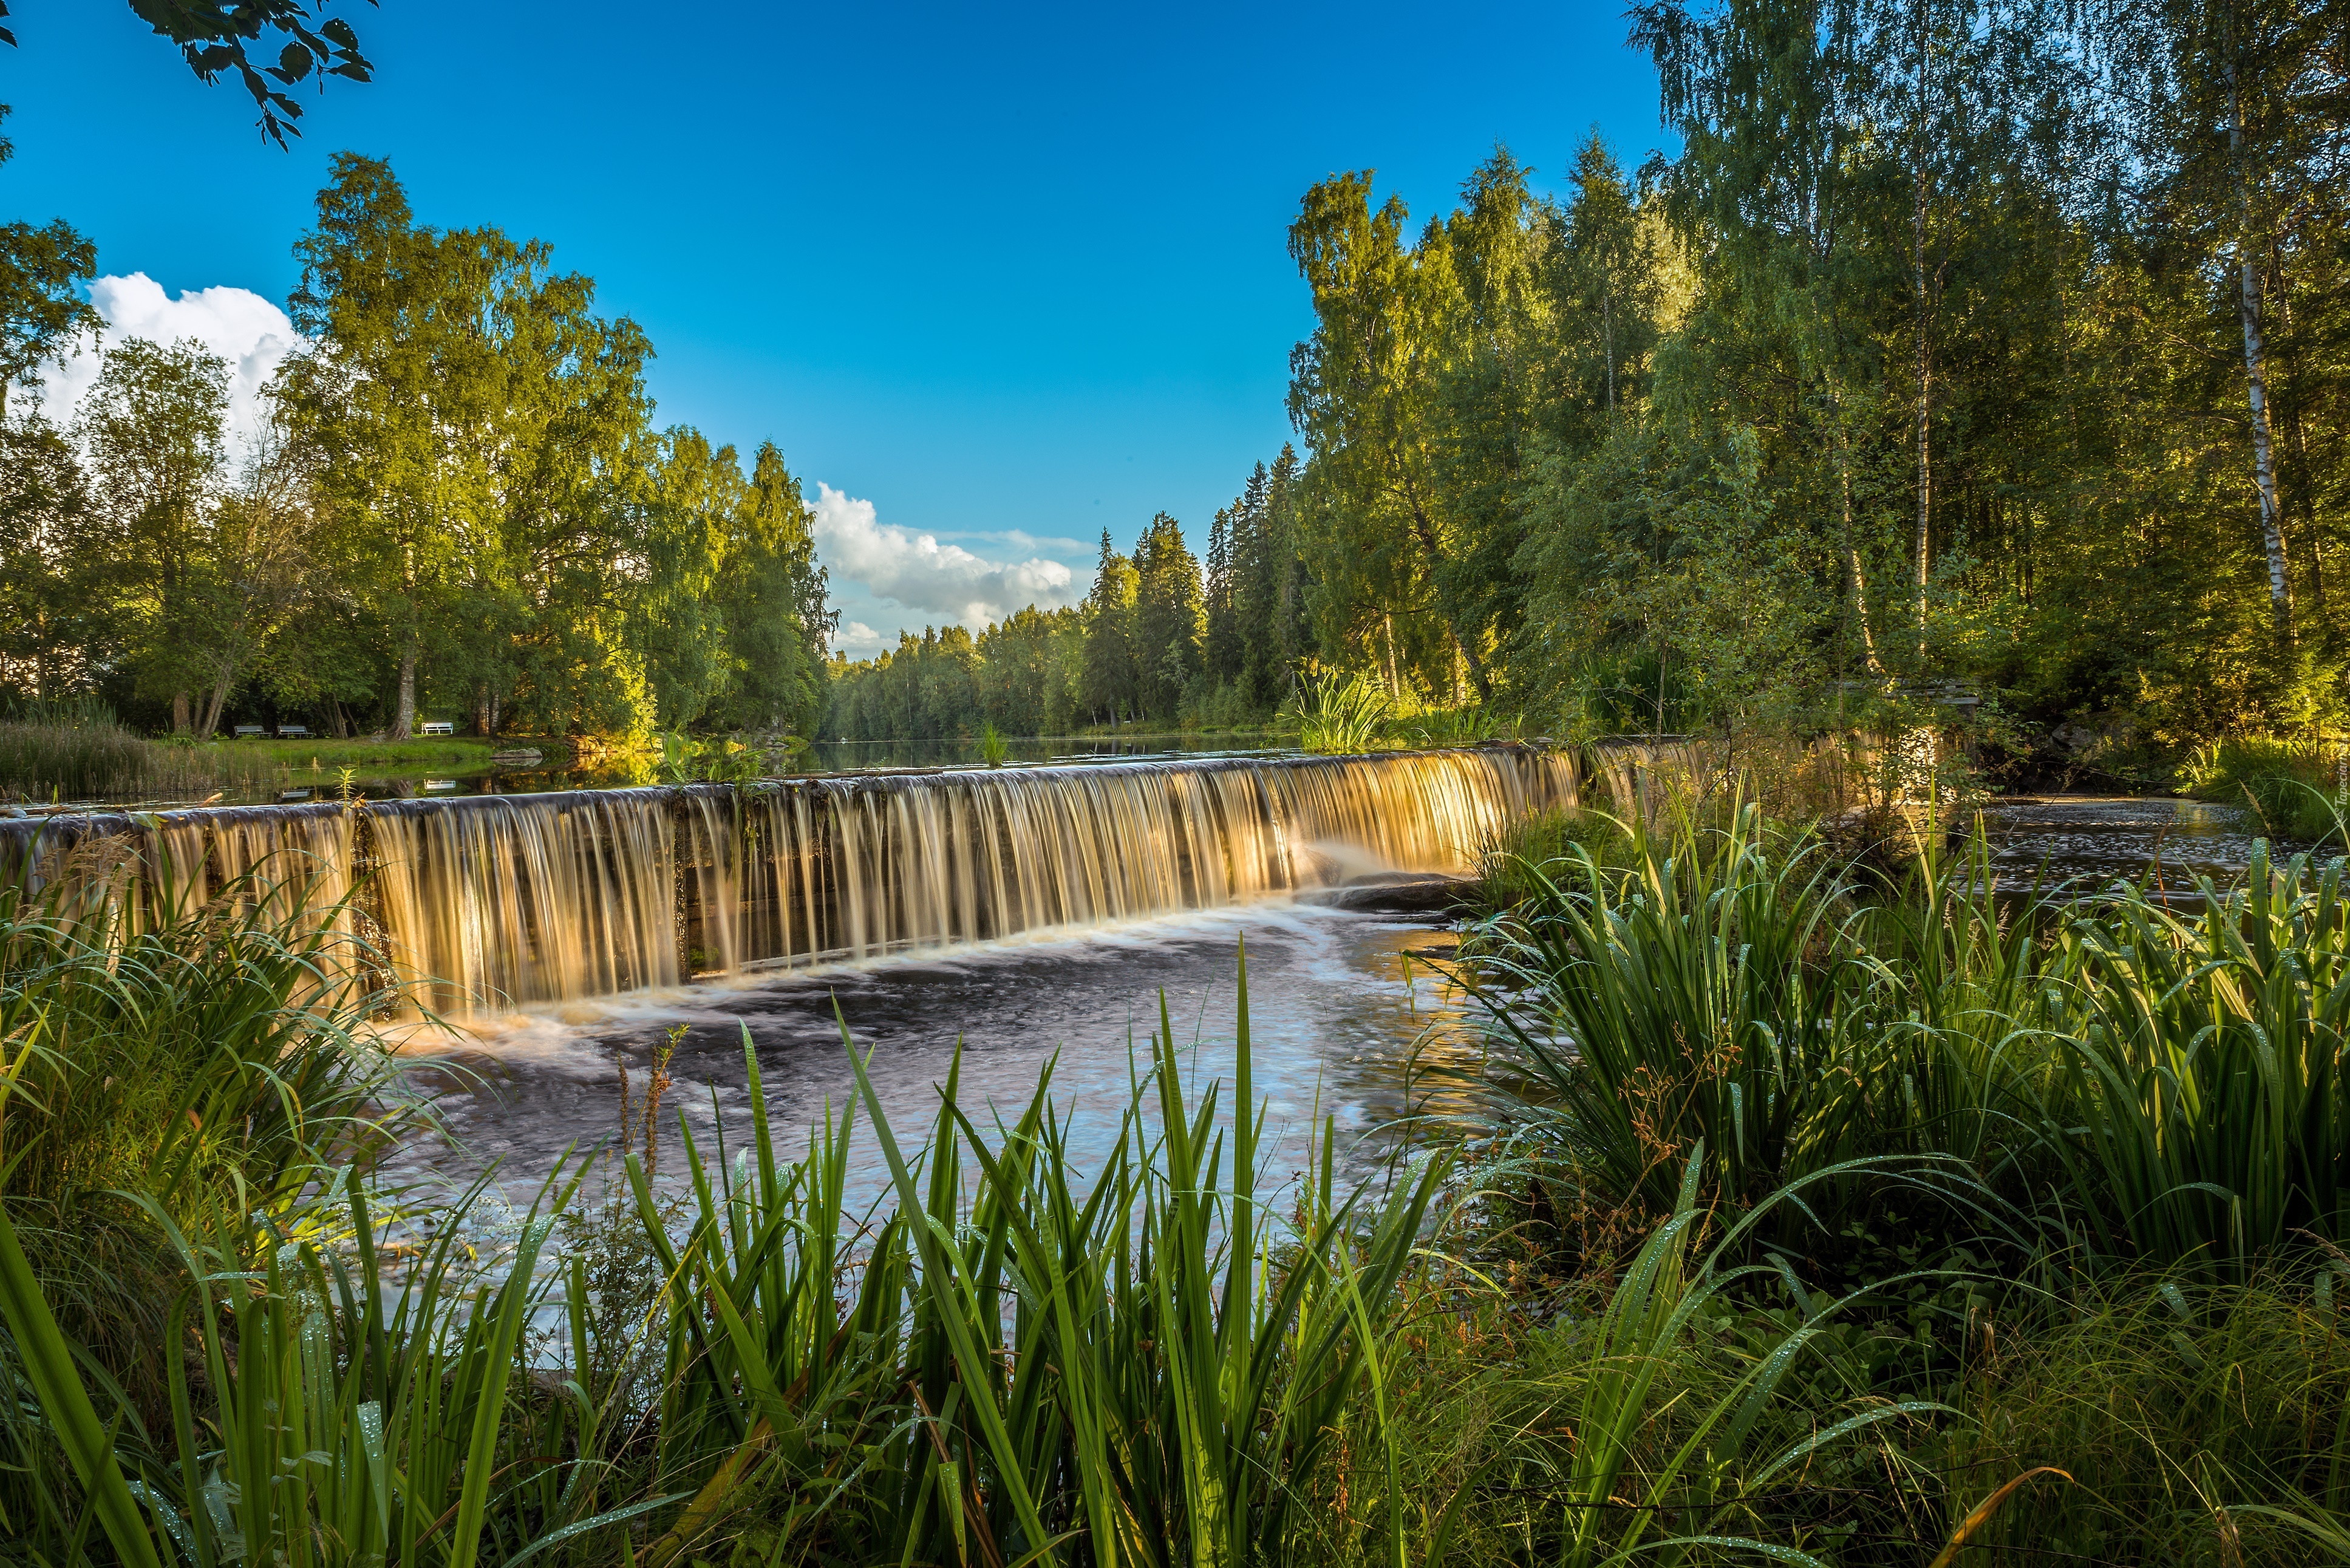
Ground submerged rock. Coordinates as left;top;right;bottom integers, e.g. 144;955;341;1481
1299;871;1478;914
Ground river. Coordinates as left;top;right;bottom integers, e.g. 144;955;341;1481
376;789;2274;1212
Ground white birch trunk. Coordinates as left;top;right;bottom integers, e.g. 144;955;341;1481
2227;32;2293;635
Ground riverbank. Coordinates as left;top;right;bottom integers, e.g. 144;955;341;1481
222;734;512;769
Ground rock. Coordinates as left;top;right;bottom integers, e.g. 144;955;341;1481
1299;871;1478;914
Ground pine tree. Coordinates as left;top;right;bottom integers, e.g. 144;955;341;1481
1204;502;1243;684
1134;512;1205;721
1080;528;1140;723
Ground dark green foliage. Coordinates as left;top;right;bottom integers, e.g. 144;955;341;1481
1255;0;2350;758
2190;735;2346;845
0;2;376;145
1132;511;1204;721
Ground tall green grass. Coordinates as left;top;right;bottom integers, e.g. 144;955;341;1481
1287;670;1391;755
0;956;1474;1565
0;938;1957;1567
2186;735;2345;846
0;842;406;1406
1476;804;2350;1281
0;716;279;804
1941;1263;2350;1565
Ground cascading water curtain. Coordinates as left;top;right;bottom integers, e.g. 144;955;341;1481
1;746;1579;1014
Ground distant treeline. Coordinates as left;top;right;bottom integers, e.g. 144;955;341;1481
0;148;833;743
834;0;2350;755
823;451;1316;739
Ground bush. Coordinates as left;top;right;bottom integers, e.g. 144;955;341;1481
0;714;278;803
2185;735;2345;845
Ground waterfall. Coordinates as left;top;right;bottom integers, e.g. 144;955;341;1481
1586;738;1712;823
0;746;1577;1017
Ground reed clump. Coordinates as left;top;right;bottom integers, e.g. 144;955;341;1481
1287;668;1392;754
2185;734;2344;845
0;708;279;804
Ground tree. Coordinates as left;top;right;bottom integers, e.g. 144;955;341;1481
0;412;90;701
1079;530;1140;723
281;154;659;741
1133;511;1204;720
0;3;376;146
705;440;829;735
1203;501;1242;686
75;336;231;734
1287;171;1498;698
0;106;98;421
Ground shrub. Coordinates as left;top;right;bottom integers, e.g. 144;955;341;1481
1287;668;1391;754
2185;735;2345;846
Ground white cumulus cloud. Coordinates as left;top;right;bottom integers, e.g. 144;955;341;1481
808;482;1081;630
33;274;304;457
831;619;887;654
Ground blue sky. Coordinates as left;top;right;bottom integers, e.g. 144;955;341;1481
1;1;1666;650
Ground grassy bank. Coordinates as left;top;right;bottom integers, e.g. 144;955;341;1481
2184;735;2345;844
6;810;2350;1564
233;734;510;770
0;718;282;805
0;714;514;804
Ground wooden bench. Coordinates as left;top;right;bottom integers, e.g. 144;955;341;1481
233;724;265;738
277;724;310;738
420;721;455;736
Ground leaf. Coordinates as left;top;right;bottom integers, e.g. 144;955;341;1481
1926;1468;2074;1568
0;1205;164;1568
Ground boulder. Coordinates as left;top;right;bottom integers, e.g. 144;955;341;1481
1299;871;1478;915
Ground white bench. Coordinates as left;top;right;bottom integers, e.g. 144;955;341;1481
420;721;455;736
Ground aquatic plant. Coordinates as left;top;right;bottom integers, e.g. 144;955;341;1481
2186;734;2345;846
1413;703;1514;747
1289;668;1391;754
2052;842;2350;1281
1476;805;1893;1213
978;718;1010;766
1470;803;1632;912
0;716;277;804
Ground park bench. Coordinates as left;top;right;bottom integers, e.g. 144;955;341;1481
278;724;310;738
420;720;455;735
233;724;264;738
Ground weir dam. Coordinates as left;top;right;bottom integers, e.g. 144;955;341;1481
0;745;1697;1018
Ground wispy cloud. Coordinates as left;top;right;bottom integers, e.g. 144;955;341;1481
808;482;1082;630
34;274;303;457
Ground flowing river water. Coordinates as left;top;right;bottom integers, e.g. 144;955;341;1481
383;791;2269;1210
0;761;2272;1212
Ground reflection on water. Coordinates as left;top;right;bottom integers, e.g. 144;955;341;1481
804;734;1289;773
1978;796;2263;895
390;899;1480;1210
